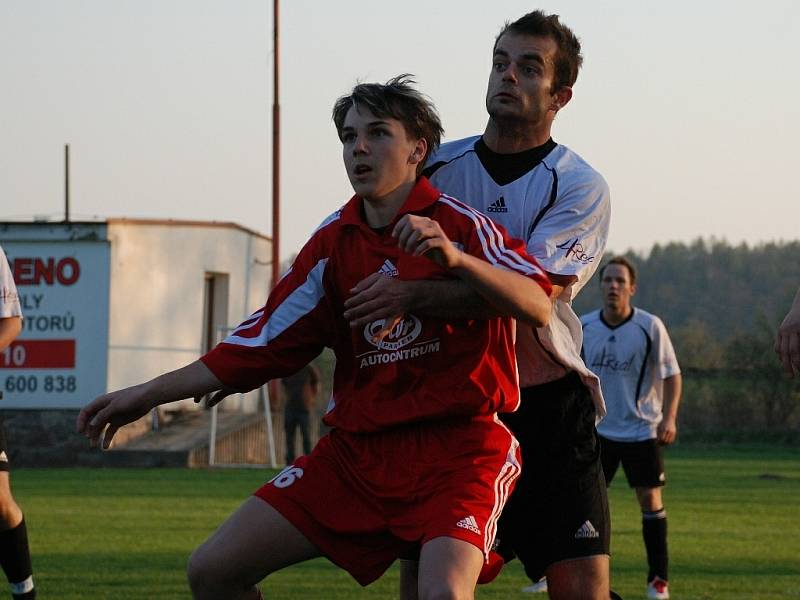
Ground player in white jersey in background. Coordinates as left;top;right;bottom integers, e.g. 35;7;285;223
343;10;612;599
0;246;36;600
581;256;682;600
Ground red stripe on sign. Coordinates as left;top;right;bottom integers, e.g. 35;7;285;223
0;340;76;369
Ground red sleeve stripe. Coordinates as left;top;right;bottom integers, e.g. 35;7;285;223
439;196;545;276
223;258;328;348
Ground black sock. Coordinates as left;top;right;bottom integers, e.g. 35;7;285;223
0;518;35;599
642;508;668;582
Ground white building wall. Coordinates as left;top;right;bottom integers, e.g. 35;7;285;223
106;221;271;411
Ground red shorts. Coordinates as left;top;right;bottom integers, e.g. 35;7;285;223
254;415;520;586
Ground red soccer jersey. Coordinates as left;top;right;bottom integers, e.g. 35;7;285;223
201;177;552;433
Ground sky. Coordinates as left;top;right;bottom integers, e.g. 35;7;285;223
1;0;799;260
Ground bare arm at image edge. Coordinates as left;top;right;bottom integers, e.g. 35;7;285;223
775;287;800;377
0;316;22;352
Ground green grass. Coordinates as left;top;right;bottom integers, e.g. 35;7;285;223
9;445;800;599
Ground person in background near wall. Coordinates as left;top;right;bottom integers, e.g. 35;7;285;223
775;287;800;378
580;256;682;600
281;363;321;463
0;245;36;600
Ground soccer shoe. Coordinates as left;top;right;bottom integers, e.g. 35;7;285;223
647;576;669;599
521;577;548;593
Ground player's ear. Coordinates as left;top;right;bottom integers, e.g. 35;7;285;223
630;283;637;297
409;138;427;165
551;86;573;113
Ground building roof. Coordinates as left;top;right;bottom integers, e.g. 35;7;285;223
1;218;271;242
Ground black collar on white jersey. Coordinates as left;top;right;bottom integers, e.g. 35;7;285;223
473;137;557;186
600;307;636;330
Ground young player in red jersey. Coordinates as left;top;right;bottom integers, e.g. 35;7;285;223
77;75;553;600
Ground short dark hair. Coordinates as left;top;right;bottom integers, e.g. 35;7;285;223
599;256;637;285
494;10;583;92
332;74;443;174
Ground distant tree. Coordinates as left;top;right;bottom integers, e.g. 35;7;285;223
671;320;724;371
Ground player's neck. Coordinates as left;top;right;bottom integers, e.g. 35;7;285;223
602;305;632;326
361;179;415;228
483;118;552;154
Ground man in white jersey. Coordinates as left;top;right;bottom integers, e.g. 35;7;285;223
0;246;36;600
343;10;612;599
581;257;682;600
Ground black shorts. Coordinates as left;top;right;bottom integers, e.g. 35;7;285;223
599;435;665;489
0;420;8;472
496;372;610;582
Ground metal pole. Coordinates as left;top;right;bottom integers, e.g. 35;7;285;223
209;404;218;466
64;144;70;222
271;0;280;288
268;0;281;411
261;386;277;468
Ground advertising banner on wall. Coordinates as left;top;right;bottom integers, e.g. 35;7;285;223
0;241;110;409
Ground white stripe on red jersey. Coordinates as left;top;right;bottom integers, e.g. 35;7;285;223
226;259;329;348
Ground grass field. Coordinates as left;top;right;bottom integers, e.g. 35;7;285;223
10;444;800;599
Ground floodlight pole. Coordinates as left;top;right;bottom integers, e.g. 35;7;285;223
271;0;280;290
269;0;281;412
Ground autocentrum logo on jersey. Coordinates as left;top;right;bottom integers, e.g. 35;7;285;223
364;315;422;350
359;315;440;368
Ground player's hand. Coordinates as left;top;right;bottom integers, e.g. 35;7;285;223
199;386;239;408
392;214;463;269
775;306;800;378
344;272;412;333
77;385;154;450
657;416;677;446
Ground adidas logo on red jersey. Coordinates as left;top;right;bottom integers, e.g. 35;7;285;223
456;515;481;534
378;260;398;277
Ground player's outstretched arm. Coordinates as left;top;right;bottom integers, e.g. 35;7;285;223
394;214;551;327
77;360;225;449
775;287;800;378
